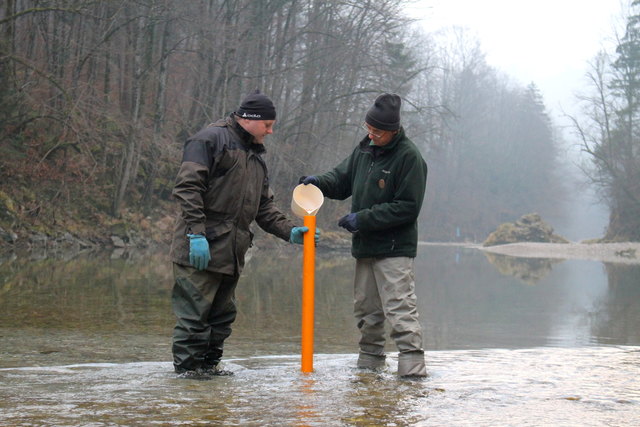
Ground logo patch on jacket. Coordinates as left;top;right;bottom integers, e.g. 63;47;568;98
379;169;391;189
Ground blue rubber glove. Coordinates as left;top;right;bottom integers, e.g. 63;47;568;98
298;176;319;186
187;234;211;270
338;213;358;233
290;226;321;245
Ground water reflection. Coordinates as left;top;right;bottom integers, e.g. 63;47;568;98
415;246;640;349
597;263;640;345
0;245;639;425
1;245;640;367
478;247;640;347
294;377;319;426
482;252;560;285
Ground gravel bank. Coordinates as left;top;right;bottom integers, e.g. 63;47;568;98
477;242;640;264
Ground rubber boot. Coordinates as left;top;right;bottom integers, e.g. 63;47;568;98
357;352;387;370
202;350;233;376
397;351;427;378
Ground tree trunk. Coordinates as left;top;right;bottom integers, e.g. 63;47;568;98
112;6;150;216
143;10;171;213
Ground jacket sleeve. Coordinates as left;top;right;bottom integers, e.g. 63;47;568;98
171;139;212;236
315;148;356;200
358;150;427;231
255;182;297;241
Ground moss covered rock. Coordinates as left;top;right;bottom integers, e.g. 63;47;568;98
483;213;569;247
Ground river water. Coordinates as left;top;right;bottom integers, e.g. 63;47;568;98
0;244;638;426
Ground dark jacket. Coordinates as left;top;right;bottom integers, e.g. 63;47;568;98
315;127;427;258
170;114;295;275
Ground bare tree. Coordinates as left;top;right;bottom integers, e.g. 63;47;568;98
571;1;640;241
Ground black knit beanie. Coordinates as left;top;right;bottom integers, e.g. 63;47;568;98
235;89;276;120
365;93;401;131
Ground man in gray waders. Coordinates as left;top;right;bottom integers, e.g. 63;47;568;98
299;93;428;378
170;90;318;379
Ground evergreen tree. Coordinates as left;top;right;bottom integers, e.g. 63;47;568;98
600;0;640;240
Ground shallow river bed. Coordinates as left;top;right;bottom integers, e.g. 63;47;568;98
0;244;639;425
1;347;638;426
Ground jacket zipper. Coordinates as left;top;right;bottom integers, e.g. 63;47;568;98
367;160;375;175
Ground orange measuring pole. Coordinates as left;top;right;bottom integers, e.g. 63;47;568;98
301;214;316;373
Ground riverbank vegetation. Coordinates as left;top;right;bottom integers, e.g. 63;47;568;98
570;0;640;242
1;0;638;252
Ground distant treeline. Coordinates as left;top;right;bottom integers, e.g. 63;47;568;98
0;0;585;242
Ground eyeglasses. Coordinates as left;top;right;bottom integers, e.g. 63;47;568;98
361;122;383;138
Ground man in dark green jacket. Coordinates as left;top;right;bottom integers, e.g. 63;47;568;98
170;90;316;379
300;93;428;377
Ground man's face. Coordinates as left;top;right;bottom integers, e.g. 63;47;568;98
238;119;275;144
363;122;396;147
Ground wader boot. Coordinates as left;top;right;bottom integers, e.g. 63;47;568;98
172;264;238;377
397;350;427;378
357;352;387;371
202;349;234;376
354;257;427;378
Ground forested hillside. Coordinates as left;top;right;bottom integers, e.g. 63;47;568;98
0;0;594;250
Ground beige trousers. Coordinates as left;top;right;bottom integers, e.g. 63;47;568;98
354;256;427;376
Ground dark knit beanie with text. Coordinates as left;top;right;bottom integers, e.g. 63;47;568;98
235;89;276;120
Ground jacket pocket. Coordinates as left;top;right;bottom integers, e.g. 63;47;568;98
204;221;236;270
205;221;233;242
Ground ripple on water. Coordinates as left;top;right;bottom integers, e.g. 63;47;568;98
0;347;639;426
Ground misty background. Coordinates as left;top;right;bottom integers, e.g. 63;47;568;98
1;0;637;245
406;0;623;241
